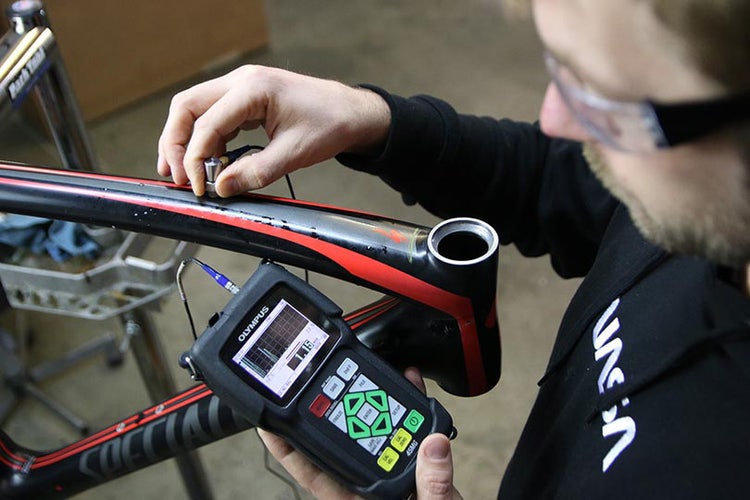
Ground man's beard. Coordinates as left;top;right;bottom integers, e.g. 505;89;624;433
582;143;750;268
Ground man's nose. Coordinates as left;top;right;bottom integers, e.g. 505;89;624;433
538;82;593;143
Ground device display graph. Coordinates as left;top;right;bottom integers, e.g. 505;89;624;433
232;299;329;397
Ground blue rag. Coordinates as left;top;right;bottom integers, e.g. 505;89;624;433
0;214;101;262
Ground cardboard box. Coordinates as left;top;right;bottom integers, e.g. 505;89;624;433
2;0;269;121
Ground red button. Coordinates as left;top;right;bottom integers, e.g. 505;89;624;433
309;394;332;417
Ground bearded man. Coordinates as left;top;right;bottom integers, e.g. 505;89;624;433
158;1;750;497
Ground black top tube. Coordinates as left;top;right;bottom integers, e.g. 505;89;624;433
0;162;501;397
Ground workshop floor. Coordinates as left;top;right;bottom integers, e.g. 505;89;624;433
0;1;580;498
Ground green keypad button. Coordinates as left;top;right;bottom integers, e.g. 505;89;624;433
343;389;394;441
347;417;371;439
366;390;389;412
370;412;393;437
343;393;366;415
403;409;425;433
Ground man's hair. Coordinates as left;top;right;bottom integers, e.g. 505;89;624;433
648;1;750;162
504;0;749;90
649;0;750;92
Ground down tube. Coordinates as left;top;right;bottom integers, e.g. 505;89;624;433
0;385;245;499
0;299;425;499
0;162;501;396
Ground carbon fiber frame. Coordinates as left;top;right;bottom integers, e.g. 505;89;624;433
0;161;501;499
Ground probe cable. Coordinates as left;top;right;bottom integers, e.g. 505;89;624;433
176;257;240;340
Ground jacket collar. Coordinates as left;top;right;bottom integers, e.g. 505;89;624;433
539;205;667;384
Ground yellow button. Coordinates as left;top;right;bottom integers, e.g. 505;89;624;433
391;428;412;452
377;447;400;472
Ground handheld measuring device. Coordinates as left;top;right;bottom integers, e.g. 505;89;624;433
181;261;455;499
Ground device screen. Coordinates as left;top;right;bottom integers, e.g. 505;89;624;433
220;284;341;406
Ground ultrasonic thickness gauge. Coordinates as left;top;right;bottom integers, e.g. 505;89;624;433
181;261;455;499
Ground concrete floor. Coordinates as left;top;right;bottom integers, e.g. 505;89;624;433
0;1;580;498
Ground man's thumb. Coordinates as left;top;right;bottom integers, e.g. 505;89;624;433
416;434;461;499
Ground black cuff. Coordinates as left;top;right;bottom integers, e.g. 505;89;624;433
336;84;452;179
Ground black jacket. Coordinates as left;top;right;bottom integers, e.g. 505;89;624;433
339;88;750;499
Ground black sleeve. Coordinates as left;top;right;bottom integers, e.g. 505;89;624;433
337;86;619;279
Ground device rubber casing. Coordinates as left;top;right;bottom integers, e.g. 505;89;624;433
188;262;454;499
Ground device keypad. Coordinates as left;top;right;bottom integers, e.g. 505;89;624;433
308;356;427;474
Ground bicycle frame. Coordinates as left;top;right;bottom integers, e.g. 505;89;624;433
0;161;501;499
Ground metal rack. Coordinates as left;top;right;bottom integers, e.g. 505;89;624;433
0;231;194;320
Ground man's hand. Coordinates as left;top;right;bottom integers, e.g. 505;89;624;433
157;65;390;197
257;368;463;499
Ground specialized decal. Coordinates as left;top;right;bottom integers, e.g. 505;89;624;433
592;298;636;473
77;395;239;482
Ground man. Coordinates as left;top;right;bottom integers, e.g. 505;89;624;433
157;0;750;498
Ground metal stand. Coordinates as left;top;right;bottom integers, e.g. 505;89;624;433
0;2;211;499
2;2;95;169
0;324;121;434
122;310;216;500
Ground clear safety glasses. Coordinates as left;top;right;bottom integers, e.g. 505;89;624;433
543;51;750;153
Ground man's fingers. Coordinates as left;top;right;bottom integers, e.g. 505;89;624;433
157;143;187;182
157;65;392;197
257;429;318;485
157;73;241;185
214;132;305;195
183;90;269;192
157;102;195;182
257;429;357;499
404;366;427;394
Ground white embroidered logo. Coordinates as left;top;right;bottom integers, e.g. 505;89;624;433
592;298;637;472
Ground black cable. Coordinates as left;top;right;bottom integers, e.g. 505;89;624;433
224;144;265;163
176;258;240;340
284;174;297;200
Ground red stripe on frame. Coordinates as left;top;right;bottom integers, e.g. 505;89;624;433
30;385;213;468
0;163;386;218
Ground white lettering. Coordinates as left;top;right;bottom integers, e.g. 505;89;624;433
592;298;620;348
8;47;46;101
8;68;30;100
601;404;618;425
238;305;270;342
592;298;636;473
406;440;419;457
26;47;46;73
606;367;625;390
601;416;636;472
595;337;622;394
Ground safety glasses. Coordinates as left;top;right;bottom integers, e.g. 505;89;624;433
543;51;750;152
